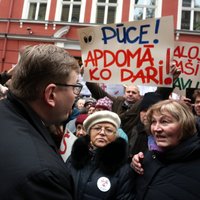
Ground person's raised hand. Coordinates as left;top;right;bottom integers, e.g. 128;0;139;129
180;95;193;111
170;62;181;82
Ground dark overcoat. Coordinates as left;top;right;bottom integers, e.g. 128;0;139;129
136;134;200;200
0;92;73;200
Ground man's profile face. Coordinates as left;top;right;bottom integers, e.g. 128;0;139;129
124;85;140;103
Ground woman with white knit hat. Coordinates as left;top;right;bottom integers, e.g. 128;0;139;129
65;110;135;200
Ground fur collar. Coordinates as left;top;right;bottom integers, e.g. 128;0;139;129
71;135;128;174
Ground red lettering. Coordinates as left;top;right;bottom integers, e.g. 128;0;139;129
104;50;115;67
174;46;187;58
89;68;99;80
145;66;159;84
174;60;184;72
121;69;133;81
89;68;111;81
84;51;97;66
184;60;195;75
100;69;111;80
116;50;127;67
84;47;154;69
126;48;142;67
59;133;70;154
188;46;199;59
195;63;200;76
120;66;161;84
131;70;146;83
174;45;200;60
138;47;154;68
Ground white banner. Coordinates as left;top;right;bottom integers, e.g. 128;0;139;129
78;16;174;87
59;128;77;162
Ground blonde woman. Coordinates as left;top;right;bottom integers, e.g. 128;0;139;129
132;100;200;200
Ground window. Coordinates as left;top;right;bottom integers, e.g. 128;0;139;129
181;0;200;31
129;0;162;21
90;0;123;24
55;0;86;23
22;0;51;20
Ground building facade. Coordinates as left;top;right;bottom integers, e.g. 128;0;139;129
0;0;200;72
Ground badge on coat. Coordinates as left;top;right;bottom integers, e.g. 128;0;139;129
97;177;111;192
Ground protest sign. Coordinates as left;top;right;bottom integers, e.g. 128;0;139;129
99;83;124;96
78;16;174;87
173;41;200;95
59;128;77;162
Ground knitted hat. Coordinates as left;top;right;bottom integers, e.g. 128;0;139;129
83;110;121;133
140;92;164;112
84;97;96;108
75;114;88;126
95;96;113;111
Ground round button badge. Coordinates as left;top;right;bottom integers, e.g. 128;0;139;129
97;177;111;192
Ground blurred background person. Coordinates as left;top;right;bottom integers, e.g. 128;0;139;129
84;97;97;110
74;113;88;137
129;92;164;157
193;89;200;133
94;96;128;142
76;97;86;111
87;103;96;115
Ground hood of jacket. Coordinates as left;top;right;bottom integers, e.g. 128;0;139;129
70;135;128;174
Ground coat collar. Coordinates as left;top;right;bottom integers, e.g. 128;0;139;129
150;134;200;163
7;91;59;153
70;135;128;174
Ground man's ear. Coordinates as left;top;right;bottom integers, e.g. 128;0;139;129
44;84;57;107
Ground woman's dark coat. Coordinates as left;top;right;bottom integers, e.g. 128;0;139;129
66;135;136;200
136;134;200;200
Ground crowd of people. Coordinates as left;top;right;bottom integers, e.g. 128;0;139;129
0;43;200;199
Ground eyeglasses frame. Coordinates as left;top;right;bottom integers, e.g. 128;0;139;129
91;126;117;136
54;82;83;95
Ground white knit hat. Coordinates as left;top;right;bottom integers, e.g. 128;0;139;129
83;110;121;134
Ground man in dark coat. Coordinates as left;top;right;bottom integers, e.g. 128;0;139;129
0;44;82;199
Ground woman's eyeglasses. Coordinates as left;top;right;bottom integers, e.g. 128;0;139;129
91;126;116;135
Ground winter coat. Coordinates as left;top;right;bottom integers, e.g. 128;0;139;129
128;122;148;157
66;135;136;200
135;134;200;200
0;92;73;200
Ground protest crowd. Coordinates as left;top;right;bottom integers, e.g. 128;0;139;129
0;43;200;200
